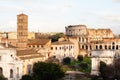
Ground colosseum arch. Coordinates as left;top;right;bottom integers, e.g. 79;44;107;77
105;45;107;49
99;45;102;49
96;45;98;50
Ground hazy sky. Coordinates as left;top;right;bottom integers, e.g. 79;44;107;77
0;0;120;34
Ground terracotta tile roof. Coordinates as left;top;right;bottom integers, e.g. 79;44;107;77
0;43;16;48
27;39;51;45
17;49;38;56
16;49;45;60
52;41;74;45
19;55;44;60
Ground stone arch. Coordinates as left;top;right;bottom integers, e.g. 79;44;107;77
105;45;107;49
96;45;98;50
86;45;88;50
99;45;102;49
112;45;115;50
112;42;115;50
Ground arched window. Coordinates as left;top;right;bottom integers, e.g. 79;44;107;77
10;69;13;78
112;42;115;45
0;67;3;74
79;37;81;42
82;38;84;42
27;64;32;75
96;45;98;50
112;46;115;50
17;67;19;78
90;45;92;50
100;45;102;49
112;42;115;50
105;45;107;49
109;46;111;50
82;45;84;49
116;45;119;50
86;45;88;50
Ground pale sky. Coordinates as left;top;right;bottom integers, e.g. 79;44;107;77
0;0;120;34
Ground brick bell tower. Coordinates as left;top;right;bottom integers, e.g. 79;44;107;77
17;13;28;48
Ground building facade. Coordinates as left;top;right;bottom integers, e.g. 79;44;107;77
0;45;23;80
51;41;75;61
65;24;120;76
65;24;118;56
17;13;28;48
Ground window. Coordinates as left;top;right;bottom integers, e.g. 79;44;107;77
79;37;81;42
100;45;102;49
10;54;12;57
116;45;119;50
41;45;43;48
17;67;19;78
51;47;53;50
27;64;32;75
90;45;92;50
109;46;111;50
96;45;98;49
10;69;13;78
86;45;88;50
82;45;84;49
59;47;61;50
37;45;39;48
112;46;115;50
82;38;84;42
33;45;35;48
55;47;57;50
105;45;107;49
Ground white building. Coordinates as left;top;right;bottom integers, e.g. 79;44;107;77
0;44;23;80
51;41;75;62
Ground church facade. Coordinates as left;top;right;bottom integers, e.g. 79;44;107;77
0;44;23;80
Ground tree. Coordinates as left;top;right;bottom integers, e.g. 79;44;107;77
99;61;114;80
99;61;107;75
99;61;107;79
79;62;88;70
21;75;33;80
0;74;6;80
33;62;65;80
98;59;120;80
113;59;120;79
77;55;83;62
49;33;65;42
62;57;71;65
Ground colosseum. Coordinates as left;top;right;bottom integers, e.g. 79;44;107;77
65;24;120;56
65;24;120;75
